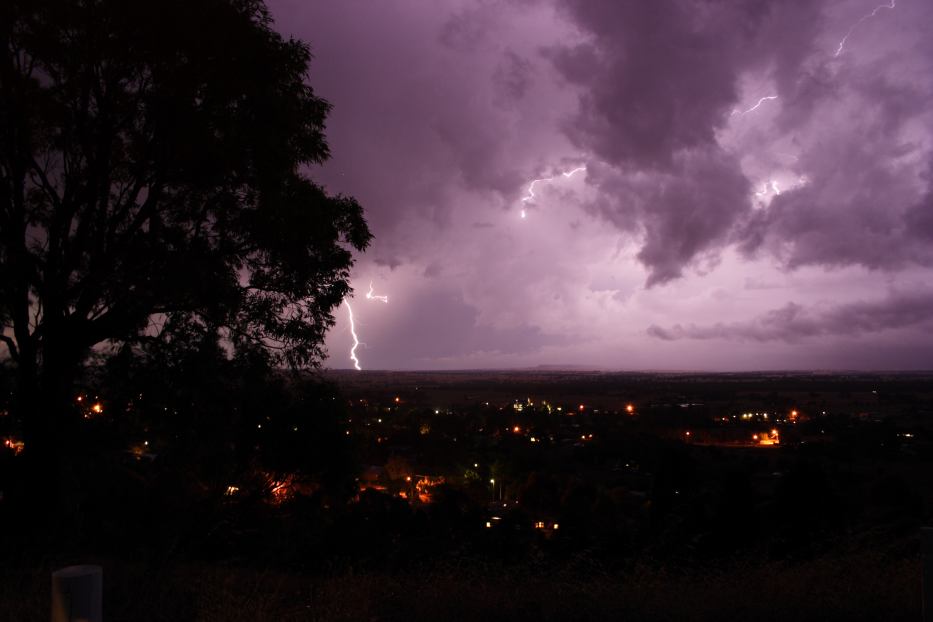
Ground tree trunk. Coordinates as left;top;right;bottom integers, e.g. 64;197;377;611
16;334;86;536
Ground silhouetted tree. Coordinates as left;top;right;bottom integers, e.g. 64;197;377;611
0;0;370;470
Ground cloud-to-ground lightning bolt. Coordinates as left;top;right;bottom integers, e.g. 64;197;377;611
834;0;896;57
344;299;362;371
730;95;778;117
344;282;389;370
519;166;587;218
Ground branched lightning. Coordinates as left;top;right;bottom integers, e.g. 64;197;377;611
730;95;778;117
754;180;782;199
519;166;587;219
344;281;389;370
366;281;388;303
834;0;895;57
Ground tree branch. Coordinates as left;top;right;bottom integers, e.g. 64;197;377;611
26;153;64;212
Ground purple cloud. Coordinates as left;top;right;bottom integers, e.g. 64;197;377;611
550;1;749;167
647;290;933;343
546;0;833;285
343;288;569;369
264;0;933;370
738;69;933;271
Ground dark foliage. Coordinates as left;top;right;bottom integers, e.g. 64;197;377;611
0;0;370;462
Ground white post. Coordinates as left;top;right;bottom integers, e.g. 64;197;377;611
51;565;102;622
924;528;933;622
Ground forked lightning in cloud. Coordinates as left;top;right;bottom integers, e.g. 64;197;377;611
755;180;781;199
519;166;587;219
731;95;778;117
834;0;896;57
366;282;388;303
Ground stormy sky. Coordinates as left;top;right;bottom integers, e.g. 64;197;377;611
269;0;933;371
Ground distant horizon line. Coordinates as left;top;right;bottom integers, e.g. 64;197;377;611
322;366;933;375
51;359;932;375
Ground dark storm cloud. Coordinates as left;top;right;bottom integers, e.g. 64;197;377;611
546;0;933;286
492;50;536;104
904;172;933;241
551;1;749;167
548;0;833;166
647;289;933;343
765;0;824;100
738;74;933;271
586;149;751;286
546;0;828;285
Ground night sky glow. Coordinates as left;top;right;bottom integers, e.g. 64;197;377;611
269;0;933;371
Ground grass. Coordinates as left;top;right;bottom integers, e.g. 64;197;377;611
0;548;920;621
